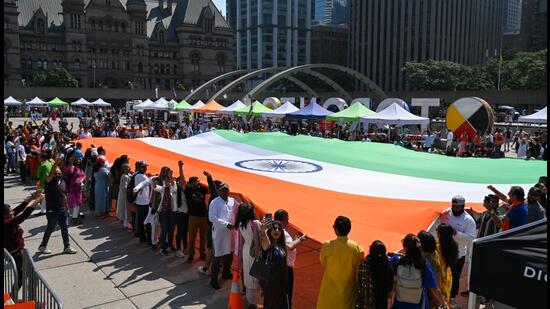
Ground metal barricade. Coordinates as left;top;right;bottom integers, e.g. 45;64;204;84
3;248;19;302
21;248;63;309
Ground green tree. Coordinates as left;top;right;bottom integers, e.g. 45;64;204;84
485;49;547;90
404;60;491;91
32;68;78;88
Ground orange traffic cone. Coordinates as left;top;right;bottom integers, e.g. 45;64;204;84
228;271;243;309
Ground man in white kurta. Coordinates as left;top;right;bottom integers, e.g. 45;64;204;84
208;183;238;289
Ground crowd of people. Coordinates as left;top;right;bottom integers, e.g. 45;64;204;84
3;109;548;309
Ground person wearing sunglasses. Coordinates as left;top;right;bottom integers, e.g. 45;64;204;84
37;157;78;255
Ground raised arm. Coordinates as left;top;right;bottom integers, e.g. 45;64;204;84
487;185;508;203
178;160;186;189
204;171;218;198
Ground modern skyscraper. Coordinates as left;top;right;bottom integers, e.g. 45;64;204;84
349;0;504;92
227;0;312;70
503;0;547;52
503;0;522;34
314;0;348;25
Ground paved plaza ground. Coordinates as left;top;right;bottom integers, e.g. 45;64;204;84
6;175;230;308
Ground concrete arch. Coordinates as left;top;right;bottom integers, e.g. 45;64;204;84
246;64;387;101
209;67;284;102
185;69;248;101
285;76;319;98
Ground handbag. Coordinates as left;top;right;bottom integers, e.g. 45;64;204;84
249;249;271;281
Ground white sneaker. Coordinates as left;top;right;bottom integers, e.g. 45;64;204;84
450;298;459;309
38;246;51;254
63;247;77;254
198;266;208;275
175;251;185;258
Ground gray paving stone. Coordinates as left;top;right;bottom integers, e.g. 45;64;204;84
24;237;89;271
84;298;138;309
128;281;229;309
39;262;126;309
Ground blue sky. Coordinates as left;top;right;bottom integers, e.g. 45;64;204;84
213;0;226;16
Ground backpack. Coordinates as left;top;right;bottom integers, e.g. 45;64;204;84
395;264;423;304
126;174;138;203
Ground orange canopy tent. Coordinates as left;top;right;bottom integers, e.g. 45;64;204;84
195;100;224;113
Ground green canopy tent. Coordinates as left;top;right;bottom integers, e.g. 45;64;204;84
326;101;375;121
234;101;274;117
48;97;69;107
174;99;193;111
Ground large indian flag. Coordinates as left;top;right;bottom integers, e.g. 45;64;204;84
79;131;545;250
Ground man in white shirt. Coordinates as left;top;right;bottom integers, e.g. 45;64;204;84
132;161;153;243
275;209;307;309
208;182;238;289
440;195;477;308
79;127;92;139
16;137;28;184
446;129;454;150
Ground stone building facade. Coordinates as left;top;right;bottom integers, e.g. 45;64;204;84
311;24;347;67
3;0;234;91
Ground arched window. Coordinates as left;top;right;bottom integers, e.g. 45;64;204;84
160;63;165;74
191;53;200;72
159;30;165;44
37;59;42;70
74;58;80;70
27;59;32;69
43;59;48;70
77;42;81;52
121;23;126;33
90;19;95;30
36;18;45;34
173;64;177;75
98;20;103;31
154;63;159;74
138;62;143;73
166;65;170;75
114;22;119;32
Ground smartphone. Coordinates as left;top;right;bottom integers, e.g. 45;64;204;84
265;213;273;222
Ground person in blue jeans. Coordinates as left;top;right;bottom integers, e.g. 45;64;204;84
389;234;447;309
37;158;77;254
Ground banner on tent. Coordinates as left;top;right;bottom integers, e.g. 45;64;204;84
31;113;42;121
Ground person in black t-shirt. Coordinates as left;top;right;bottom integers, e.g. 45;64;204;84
37;158;77;255
184;172;210;263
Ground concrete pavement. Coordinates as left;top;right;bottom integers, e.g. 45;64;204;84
5;175;230;309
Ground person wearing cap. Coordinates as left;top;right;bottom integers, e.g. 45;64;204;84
439;195;476;308
208;182;238;289
38;157;78;255
133;161;152;243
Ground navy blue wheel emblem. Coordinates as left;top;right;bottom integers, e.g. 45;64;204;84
235;159;323;173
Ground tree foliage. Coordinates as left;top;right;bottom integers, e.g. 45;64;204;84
404;49;547;91
32;68;78;88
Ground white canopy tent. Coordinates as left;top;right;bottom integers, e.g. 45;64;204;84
133;99;155;110
361;102;430;126
151;97;169;110
26;97;49;106
91;98;112;107
518;107;547;124
4;96;22;106
263;101;300;118
71;98;93;106
217;100;246;115
191;100;205;109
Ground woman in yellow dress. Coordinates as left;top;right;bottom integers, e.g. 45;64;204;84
417;224;458;306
